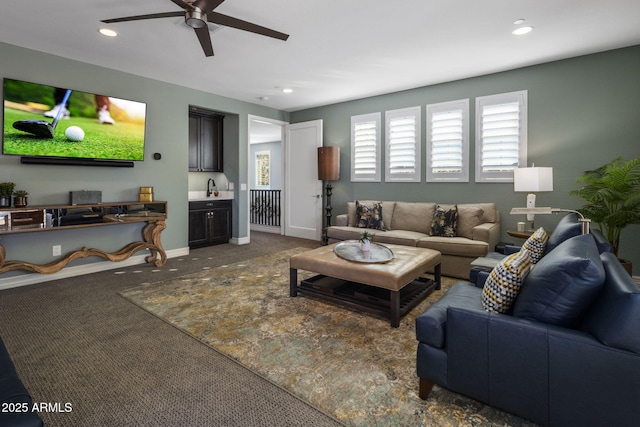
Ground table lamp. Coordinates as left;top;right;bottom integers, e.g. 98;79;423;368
318;146;340;244
513;166;553;229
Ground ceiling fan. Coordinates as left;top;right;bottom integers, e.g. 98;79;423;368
101;0;289;57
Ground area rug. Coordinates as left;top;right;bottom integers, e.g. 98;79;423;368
120;248;534;427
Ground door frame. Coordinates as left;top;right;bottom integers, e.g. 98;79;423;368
247;115;288;242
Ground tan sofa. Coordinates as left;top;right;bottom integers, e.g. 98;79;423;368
327;201;500;279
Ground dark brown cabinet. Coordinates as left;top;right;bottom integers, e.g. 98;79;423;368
189;108;224;172
188;200;232;247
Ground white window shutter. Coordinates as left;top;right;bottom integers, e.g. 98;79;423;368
475;91;528;182
385;106;421;182
426;99;469;182
351;113;381;182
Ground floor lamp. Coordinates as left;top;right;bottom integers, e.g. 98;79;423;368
318;146;340;245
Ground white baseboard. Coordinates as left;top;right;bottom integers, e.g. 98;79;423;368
230;236;250;245
0;247;190;291
250;225;282;234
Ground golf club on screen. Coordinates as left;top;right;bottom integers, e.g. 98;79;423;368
12;89;72;138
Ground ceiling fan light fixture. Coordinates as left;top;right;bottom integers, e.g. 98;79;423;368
185;9;207;29
513;26;534;35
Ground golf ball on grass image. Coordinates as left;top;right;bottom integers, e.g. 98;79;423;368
65;126;85;142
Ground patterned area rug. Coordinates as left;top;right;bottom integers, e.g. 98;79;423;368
120;248;534;427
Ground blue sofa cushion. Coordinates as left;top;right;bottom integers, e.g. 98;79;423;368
482;250;532;313
580;252;640;354
415;282;483;347
513;234;605;327
545;213;582;254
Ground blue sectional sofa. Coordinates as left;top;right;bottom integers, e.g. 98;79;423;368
415;217;640;426
0;338;43;426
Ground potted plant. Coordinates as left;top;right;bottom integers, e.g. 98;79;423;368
359;230;375;252
0;182;15;207
569;156;640;271
13;190;28;208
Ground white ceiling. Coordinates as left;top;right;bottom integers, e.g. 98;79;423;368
1;1;639;112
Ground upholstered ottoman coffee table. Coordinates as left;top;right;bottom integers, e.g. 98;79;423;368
290;243;441;327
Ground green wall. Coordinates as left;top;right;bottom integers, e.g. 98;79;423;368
291;45;640;274
0;41;288;278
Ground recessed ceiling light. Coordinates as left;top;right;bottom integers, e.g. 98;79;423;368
513;19;526;25
99;28;118;37
282;88;293;94
512;26;533;35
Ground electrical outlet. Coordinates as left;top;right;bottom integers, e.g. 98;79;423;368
53;245;62;256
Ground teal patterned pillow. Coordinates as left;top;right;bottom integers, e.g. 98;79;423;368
355;201;386;230
430;204;458;237
522;227;548;263
482;250;532;314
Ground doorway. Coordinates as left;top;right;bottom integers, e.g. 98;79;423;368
248;116;286;237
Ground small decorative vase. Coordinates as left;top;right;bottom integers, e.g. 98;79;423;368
13;196;27;208
0;195;10;207
361;239;371;252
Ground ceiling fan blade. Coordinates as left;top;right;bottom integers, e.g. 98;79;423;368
208;12;289;41
102;11;184;24
194;26;214;57
193;0;226;13
169;0;196;10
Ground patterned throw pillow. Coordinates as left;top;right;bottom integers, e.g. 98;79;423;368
482;250;532;314
522;227;548;263
355;201;386;230
430;204;458;237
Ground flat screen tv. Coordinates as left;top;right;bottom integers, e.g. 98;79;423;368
2;77;147;166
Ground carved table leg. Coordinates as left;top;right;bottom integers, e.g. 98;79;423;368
142;220;167;267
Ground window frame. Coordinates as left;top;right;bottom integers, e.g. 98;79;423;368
350;112;382;182
426;99;469;183
384;106;421;183
254;150;271;189
475;90;528;183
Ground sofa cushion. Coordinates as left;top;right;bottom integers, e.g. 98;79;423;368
327;227;425;246
580;252;640;355
416;282;483;348
430;204;458;237
355;201;386;230
521;227;548;263
370;229;427;246
390;202;435;234
455;206;485;239
513;234;605;327
347;201;395;228
482;250;532;313
545;213;582;254
417;237;488;257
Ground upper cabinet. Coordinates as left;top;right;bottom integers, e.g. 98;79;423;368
189;106;224;172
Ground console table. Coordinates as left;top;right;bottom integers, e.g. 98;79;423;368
0;201;167;275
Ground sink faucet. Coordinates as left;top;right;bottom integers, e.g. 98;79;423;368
207;178;216;197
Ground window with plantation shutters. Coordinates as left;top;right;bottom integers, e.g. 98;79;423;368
475;91;528;182
351;112;381;182
426;99;469;182
385;106;421;182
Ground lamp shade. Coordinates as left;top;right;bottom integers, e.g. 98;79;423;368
514;167;553;192
317;147;340;181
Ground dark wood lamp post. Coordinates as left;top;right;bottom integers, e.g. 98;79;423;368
317;146;340;245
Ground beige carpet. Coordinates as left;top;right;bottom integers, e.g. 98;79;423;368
121;248;535;427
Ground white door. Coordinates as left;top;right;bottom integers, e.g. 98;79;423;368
284;120;323;240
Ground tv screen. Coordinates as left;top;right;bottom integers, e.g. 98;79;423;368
2;78;147;162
